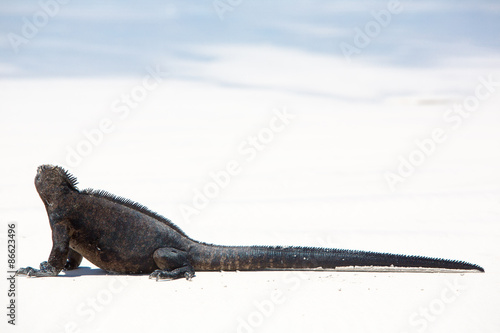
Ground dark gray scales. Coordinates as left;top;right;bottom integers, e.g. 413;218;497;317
16;165;484;281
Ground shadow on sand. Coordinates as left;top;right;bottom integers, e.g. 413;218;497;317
60;266;110;277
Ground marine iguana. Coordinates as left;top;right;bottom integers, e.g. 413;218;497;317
16;165;484;281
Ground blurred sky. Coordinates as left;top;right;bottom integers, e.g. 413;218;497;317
1;0;500;79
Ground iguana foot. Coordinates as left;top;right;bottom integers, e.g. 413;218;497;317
16;261;58;277
149;266;195;281
63;260;79;271
151;247;195;281
63;249;83;271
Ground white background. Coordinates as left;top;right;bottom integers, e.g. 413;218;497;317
1;1;499;332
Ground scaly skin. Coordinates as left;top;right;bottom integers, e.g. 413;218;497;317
16;165;484;281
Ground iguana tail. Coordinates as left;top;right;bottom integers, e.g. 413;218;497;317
190;243;484;272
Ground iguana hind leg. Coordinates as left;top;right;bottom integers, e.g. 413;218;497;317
149;247;195;281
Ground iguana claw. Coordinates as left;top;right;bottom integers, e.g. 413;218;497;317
16;261;58;277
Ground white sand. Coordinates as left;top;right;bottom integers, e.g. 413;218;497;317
1;48;500;332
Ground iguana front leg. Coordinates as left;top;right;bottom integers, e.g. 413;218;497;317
17;223;70;277
64;249;83;271
149;247;195;281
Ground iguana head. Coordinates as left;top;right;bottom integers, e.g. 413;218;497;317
35;165;79;206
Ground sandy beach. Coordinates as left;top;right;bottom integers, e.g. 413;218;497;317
1;2;500;332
